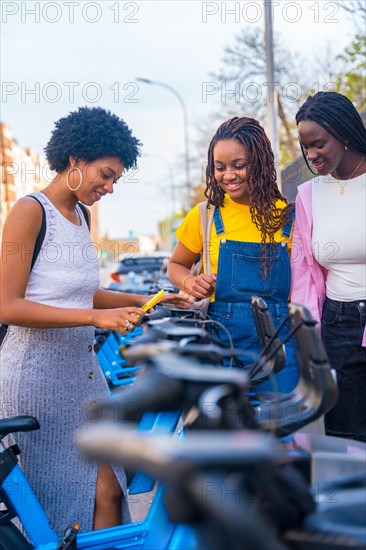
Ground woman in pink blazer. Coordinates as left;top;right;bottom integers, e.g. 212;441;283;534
291;92;366;442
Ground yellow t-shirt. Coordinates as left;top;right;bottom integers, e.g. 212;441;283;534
175;195;292;275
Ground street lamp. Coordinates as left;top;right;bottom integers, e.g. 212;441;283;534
143;153;183;251
143;153;176;216
264;0;280;187
136;77;191;207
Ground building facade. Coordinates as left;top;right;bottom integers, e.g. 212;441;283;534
0;123;100;242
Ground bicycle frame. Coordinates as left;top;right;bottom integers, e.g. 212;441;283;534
0;326;197;549
0;438;58;545
2;304;361;549
0;414;201;550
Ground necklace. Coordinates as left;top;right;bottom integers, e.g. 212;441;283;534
335;157;364;195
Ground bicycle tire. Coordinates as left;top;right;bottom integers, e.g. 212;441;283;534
0;523;31;550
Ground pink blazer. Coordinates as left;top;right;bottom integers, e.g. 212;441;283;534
290;179;366;347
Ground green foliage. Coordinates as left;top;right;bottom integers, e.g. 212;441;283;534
336;35;366;110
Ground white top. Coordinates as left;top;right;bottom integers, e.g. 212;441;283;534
26;192;100;308
312;172;366;301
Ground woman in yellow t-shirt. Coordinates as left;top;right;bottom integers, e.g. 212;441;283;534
168;117;298;393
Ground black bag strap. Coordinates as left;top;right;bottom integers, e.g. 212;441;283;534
78;202;90;230
1;196;46;344
29;195;47;271
0;324;8;345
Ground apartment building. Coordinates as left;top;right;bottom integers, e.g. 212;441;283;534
0;123;99;241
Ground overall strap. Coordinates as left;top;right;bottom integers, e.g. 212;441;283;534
213;206;225;235
198;202;216;276
281;207;295;238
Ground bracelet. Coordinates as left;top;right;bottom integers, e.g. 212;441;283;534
182;274;196;294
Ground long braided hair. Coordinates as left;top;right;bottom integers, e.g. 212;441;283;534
205;117;294;275
296;92;366;175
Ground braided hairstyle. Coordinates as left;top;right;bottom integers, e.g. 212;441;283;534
205;117;294;274
296;92;366;175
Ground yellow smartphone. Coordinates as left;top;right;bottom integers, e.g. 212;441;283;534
141;289;165;313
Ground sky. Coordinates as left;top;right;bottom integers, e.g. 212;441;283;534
1;0;359;239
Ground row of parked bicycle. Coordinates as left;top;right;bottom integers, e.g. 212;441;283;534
0;295;365;549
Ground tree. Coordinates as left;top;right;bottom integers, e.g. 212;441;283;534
210;27;303;162
336;34;366;110
337;0;366;32
189;27;318;204
335;0;366;109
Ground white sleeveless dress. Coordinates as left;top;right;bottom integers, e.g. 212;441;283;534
0;192;131;535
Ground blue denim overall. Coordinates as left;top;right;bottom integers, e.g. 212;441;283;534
208;207;299;394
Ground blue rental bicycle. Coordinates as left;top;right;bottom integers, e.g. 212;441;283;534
1;301;365;549
0;305;225;549
79;301;366;550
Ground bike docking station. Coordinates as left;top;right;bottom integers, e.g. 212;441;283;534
1;298;365;549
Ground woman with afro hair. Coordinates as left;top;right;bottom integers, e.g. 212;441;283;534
168;116;299;394
0;106;192;535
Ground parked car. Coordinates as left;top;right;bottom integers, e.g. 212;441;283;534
105;252;177;294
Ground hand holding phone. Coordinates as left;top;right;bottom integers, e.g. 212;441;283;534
122;290;166;332
138;289;165;316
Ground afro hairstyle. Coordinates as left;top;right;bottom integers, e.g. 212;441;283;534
44;106;142;173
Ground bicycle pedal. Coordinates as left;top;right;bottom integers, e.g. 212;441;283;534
57;522;80;549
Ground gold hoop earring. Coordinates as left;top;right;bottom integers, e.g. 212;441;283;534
66;167;83;191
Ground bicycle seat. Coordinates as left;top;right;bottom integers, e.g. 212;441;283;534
0;416;39;438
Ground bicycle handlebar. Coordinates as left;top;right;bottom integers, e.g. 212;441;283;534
101;370;183;422
98;354;249;423
77;424;287;550
140;304;202;323
77;424;281;476
124;340;254;365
